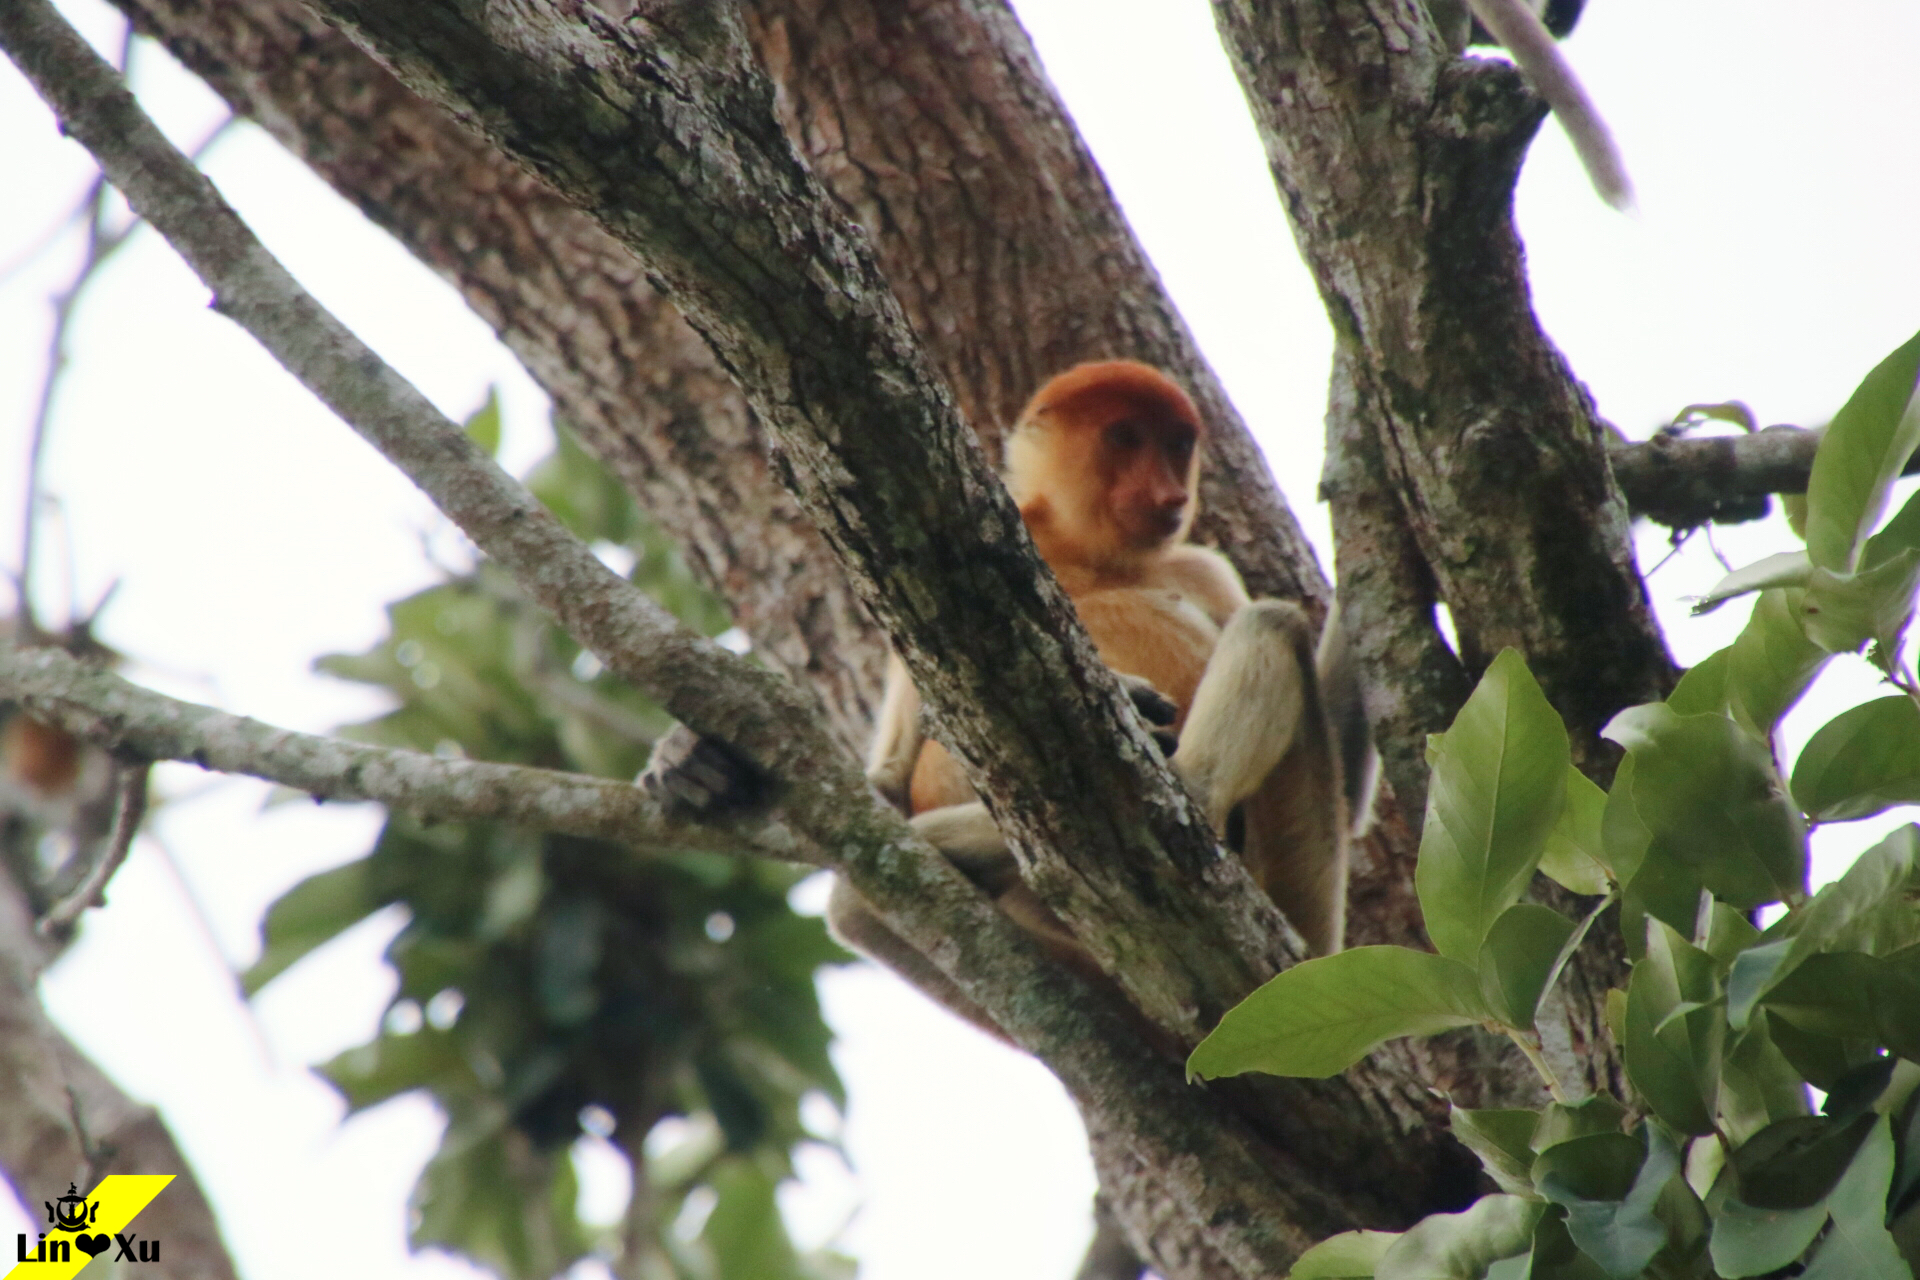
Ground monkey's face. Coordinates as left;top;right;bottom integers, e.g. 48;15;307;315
1093;414;1197;552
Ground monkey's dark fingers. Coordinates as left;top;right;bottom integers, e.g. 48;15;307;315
1150;726;1180;758
1118;673;1178;726
640;724;766;815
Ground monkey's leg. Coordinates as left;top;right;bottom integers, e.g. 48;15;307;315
1172;600;1349;954
831;802;1155;1047
825;872;1017;1046
1170;600;1315;831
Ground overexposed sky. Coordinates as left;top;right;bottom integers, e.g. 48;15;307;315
2;1;1919;1277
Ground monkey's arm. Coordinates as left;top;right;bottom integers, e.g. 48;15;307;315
1170;601;1311;832
1153;543;1251;628
1171;600;1349;954
864;651;923;810
1463;0;1632;208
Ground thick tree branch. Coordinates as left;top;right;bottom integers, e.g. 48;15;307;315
0;646;820;865
1212;0;1650;1102
0;871;239;1280
1213;2;1676;764
1608;425;1888;530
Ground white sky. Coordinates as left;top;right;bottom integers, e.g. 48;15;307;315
2;1;1919;1277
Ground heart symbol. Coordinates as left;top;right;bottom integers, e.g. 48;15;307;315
74;1233;110;1257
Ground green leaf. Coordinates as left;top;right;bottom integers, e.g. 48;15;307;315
1730;1112;1878;1210
1783;825;1920;956
1762;950;1881;1039
1728;826;1920;1026
1798;1115;1910;1279
1873;944;1920;1061
1804;329;1920;574
1539;768;1612;896
319;1026;468;1113
1720;1019;1817;1145
463;386;502;457
1694;551;1813;615
1539;1124;1680;1280
1288;1230;1399;1279
1824;1057;1899;1122
242;858;384;995
1603;703;1808;909
1708;1193;1829;1278
1188;947;1488;1080
1624;921;1722;1136
1479;904;1579;1030
1701;902;1763;968
1418;650;1571;962
1516;1209;1611;1280
1666;649;1729;717
1671;589;1831;740
1375;1194;1543;1280
1794;696;1920;822
1889;1081;1920;1221
1794;549;1920;655
1724;589;1833;736
703;1160;807;1280
1600;753;1655;894
1451;1109;1543;1197
1766;1010;1864;1091
1532;1096;1630;1153
411;1118;588;1280
1862;485;1920;572
1534;1131;1647;1202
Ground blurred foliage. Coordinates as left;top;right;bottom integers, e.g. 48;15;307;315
1196;334;1920;1280
243;402;853;1280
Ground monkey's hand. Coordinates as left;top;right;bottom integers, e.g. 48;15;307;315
1116;672;1179;757
639;724;769;816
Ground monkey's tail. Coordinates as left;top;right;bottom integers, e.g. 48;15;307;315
1468;0;1634;210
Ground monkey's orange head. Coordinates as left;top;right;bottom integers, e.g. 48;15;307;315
1007;361;1202;564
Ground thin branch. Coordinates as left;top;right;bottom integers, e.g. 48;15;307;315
17;24;142;637
1607;425;1865;530
0;0;858;832
37;757;148;933
0;645;824;865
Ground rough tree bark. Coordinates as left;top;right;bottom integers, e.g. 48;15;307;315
1212;0;1683;1101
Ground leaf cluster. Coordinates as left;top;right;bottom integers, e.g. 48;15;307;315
1193;335;1920;1279
244;401;851;1280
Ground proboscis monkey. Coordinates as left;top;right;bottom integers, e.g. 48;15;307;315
831;361;1361;1042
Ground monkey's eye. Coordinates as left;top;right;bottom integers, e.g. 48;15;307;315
1104;421;1143;451
1166;433;1195;469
